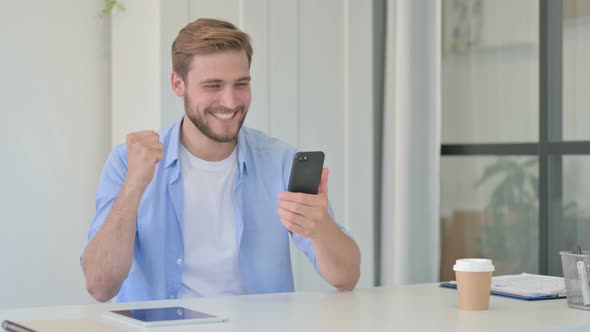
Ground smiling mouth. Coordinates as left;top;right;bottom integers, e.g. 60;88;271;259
211;111;237;120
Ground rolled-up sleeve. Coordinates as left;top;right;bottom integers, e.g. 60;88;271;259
80;145;128;262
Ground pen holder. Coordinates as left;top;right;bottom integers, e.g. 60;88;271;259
560;251;590;310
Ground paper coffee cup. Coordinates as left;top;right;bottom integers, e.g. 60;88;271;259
453;259;494;311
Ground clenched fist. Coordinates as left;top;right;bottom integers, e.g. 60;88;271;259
124;130;164;191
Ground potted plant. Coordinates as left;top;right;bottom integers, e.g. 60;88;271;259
475;158;539;274
475;157;585;274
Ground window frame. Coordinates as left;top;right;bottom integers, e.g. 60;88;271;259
440;0;590;275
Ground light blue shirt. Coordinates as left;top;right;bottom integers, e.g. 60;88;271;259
85;119;350;302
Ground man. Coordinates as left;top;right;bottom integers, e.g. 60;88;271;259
82;18;360;302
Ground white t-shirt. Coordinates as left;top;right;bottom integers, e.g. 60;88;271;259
177;144;246;298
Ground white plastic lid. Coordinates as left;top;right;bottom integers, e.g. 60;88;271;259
453;258;495;272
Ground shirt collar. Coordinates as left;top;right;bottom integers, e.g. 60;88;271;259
163;119;182;168
164;117;248;177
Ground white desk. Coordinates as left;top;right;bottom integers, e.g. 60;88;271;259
2;285;590;332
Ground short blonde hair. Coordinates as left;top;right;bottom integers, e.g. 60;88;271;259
171;18;253;81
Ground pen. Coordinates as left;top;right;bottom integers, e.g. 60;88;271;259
1;320;38;332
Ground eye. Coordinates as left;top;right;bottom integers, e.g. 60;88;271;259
236;82;249;88
204;84;221;90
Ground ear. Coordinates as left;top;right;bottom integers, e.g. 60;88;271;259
171;72;186;97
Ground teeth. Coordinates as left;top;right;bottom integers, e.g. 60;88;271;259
212;112;236;120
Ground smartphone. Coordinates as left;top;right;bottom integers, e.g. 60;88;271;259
287;151;325;194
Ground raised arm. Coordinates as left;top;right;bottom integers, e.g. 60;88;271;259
82;131;163;302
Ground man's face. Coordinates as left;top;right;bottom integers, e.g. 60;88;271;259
179;50;251;143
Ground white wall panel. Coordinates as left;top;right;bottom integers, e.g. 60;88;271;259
161;0;190;127
0;0;110;307
111;0;161;145
189;0;240;26
242;0;271;133
346;0;375;289
268;0;299;146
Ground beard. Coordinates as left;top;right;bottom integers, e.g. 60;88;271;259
184;94;247;143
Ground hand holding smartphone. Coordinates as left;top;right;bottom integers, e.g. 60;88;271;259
287;151;325;194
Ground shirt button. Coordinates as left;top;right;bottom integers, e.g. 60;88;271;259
177;258;182;265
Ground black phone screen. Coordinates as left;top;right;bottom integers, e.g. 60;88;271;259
287;151;325;194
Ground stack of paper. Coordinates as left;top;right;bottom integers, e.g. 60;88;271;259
440;273;566;301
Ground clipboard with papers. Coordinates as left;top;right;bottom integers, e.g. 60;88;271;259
440;273;567;301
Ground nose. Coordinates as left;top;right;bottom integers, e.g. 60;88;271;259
219;87;239;110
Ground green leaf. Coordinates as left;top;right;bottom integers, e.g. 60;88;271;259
475;158;513;188
522;158;538;168
101;0;124;16
528;175;539;197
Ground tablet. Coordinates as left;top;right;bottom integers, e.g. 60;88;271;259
103;306;228;327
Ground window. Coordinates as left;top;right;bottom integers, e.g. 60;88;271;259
440;0;590;278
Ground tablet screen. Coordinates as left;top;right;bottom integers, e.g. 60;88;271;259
110;307;218;323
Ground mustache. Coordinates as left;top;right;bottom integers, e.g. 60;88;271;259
206;106;245;113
